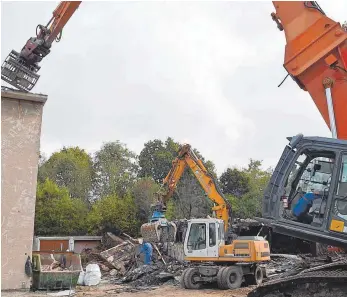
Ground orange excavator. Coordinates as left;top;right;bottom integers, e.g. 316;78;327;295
2;1;347;294
140;144;234;244
141;144;270;290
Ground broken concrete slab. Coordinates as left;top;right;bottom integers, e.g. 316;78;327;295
99;241;136;276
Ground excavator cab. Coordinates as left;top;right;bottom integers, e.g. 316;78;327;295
184;219;224;258
260;134;347;249
183;218;270;262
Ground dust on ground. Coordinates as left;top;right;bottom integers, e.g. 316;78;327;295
1;284;255;297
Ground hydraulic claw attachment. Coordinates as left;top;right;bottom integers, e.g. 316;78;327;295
1;50;40;92
1;1;81;92
140;201;177;243
140;220;177;243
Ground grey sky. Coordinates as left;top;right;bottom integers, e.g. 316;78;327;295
2;1;346;174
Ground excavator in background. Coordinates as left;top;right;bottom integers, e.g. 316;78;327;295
141;144;270;289
141;144;234;244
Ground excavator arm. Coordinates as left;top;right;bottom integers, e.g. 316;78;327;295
161;144;232;235
1;1;81;92
272;1;347;139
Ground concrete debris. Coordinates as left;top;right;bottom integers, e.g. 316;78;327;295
99;241;135;275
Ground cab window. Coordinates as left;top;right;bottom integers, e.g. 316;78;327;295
187;223;206;250
281;149;335;227
337;155;347;197
209;223;216;247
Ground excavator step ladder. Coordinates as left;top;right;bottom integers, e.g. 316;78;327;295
1;50;40;92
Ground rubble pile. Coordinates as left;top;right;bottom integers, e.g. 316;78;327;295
78;232;188;290
118;259;187;288
80;248;115;272
78;231;347;293
100;241;136;275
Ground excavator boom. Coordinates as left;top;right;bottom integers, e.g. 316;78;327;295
141;144;233;243
272;1;347;139
1;1;81;92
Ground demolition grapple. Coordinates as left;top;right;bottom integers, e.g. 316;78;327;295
1;50;40;92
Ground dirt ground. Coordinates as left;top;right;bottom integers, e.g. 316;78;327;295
2;284;255;297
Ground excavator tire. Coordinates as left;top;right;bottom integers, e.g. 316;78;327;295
180;269;188;288
220;266;243;290
183;268;202;289
216;267;227;289
244;266;263;286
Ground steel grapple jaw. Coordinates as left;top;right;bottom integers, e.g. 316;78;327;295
1;50;40;92
140;219;177;243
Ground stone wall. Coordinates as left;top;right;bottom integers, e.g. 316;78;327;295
1;88;47;290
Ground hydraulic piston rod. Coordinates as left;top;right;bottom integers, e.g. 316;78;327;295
323;78;337;139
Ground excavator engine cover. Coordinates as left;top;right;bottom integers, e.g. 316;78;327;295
1;50;40;92
140;219;177;243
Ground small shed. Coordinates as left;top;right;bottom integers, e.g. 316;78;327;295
33;236;102;253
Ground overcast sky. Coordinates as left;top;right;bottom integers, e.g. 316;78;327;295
2;1;346;174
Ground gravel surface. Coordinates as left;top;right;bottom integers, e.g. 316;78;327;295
1;284;255;297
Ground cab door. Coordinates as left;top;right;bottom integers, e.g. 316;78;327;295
328;153;347;235
263;144;296;219
207;222;219;257
184;222;208;257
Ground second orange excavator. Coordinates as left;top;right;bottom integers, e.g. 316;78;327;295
141;144;270;290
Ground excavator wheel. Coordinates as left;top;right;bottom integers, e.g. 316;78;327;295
244;266;263;286
183;268;202;289
216;267;227;289
180;269;188;288
219;266;243;290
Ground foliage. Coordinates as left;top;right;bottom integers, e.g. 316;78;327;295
38;147;94;202
34;179;89;236
35;138;273;236
131;177;161;223
138;138;179;183
93;141;138;199
86;193;139;236
225;159;272;219
165;200;176;221
219;167;250;197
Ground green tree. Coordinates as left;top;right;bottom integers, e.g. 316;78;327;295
38;147;94;202
243;159;272;217
226;159;272;218
87;193;139;236
219;167;250;197
93;141;138;198
35;179;89;235
138;138;179;183
131;177;161;223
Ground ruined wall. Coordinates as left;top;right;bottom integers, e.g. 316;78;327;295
167;243;185;262
1;88;47;290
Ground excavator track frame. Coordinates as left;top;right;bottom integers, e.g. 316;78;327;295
248;261;347;297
